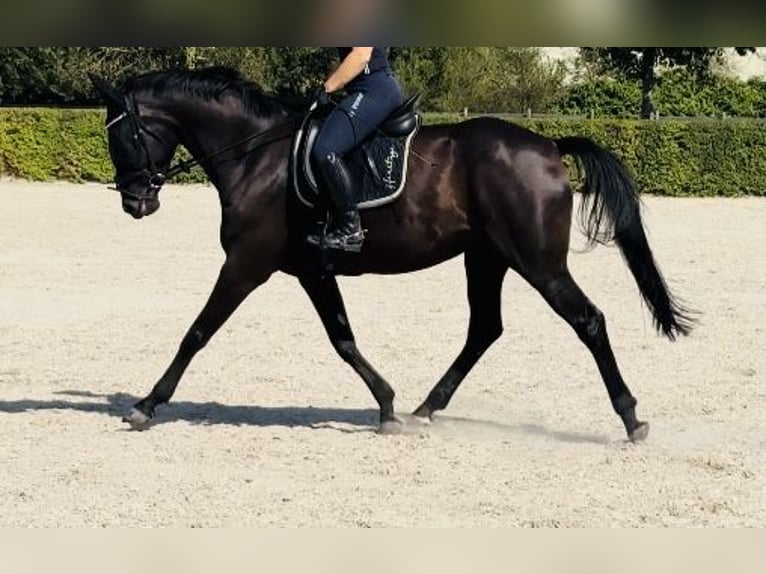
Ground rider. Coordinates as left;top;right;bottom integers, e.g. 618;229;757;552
307;47;404;252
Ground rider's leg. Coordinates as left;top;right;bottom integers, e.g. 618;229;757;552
309;76;403;252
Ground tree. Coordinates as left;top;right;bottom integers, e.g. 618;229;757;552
56;48;187;103
179;48;271;86
260;48;337;98
389;47;448;109
581;47;755;118
438;47;566;113
0;47;189;105
488;47;568;113
0;48;58;103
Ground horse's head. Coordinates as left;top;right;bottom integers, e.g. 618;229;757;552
89;73;178;219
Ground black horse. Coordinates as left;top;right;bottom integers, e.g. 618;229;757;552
89;67;693;441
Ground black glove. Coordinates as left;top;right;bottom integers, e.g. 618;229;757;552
313;87;332;108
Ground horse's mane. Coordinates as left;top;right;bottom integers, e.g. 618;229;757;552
122;66;293;117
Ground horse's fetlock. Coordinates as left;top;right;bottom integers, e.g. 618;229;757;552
613;393;637;415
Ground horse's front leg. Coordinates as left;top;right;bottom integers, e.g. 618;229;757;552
299;273;402;434
124;260;270;429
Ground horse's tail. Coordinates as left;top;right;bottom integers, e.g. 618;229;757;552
555;136;695;340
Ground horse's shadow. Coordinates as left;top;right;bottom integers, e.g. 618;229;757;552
0;389;613;444
0;390;379;432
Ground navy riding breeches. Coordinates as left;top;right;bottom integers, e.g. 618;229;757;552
312;70;404;165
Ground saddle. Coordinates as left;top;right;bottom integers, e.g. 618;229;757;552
290;93;421;211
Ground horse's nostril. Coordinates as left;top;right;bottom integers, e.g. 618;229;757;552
122;199;141;218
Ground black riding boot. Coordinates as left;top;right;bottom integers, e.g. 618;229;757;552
308;152;365;252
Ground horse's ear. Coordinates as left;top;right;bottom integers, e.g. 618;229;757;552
88;73;124;109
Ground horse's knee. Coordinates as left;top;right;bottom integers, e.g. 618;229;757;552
333;339;358;363
469;322;503;349
486;323;503;344
180;328;208;354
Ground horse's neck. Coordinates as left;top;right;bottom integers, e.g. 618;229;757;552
174;99;266;159
170;98;286;201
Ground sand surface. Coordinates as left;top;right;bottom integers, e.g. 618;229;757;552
0;181;763;527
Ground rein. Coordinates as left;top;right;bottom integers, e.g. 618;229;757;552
163;116;300;180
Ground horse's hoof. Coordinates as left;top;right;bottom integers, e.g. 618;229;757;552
411;403;433;421
123;408;152;431
628;421;650;442
409;413;432;426
377;416;406;435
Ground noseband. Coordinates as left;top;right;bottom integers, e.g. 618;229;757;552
106;96;299;203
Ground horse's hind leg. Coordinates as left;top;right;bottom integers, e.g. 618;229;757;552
530;270;648;441
472;151;645;440
413;245;507;420
299;274;400;433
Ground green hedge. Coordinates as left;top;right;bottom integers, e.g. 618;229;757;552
2;108;765;196
557;70;766;119
0;107;204;183
0;108;111;181
427;114;766;196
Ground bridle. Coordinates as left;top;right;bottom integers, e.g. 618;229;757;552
106;97;168;202
106;94;299;202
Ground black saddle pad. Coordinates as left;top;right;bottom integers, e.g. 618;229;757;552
290;112;420;211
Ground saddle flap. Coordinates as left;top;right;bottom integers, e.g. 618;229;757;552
291;94;420;211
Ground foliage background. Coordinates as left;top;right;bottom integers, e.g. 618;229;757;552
2;47;765;195
3;47;765;118
2;107;763;196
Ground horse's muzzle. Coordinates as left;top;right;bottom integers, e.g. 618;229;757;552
122;197;160;219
